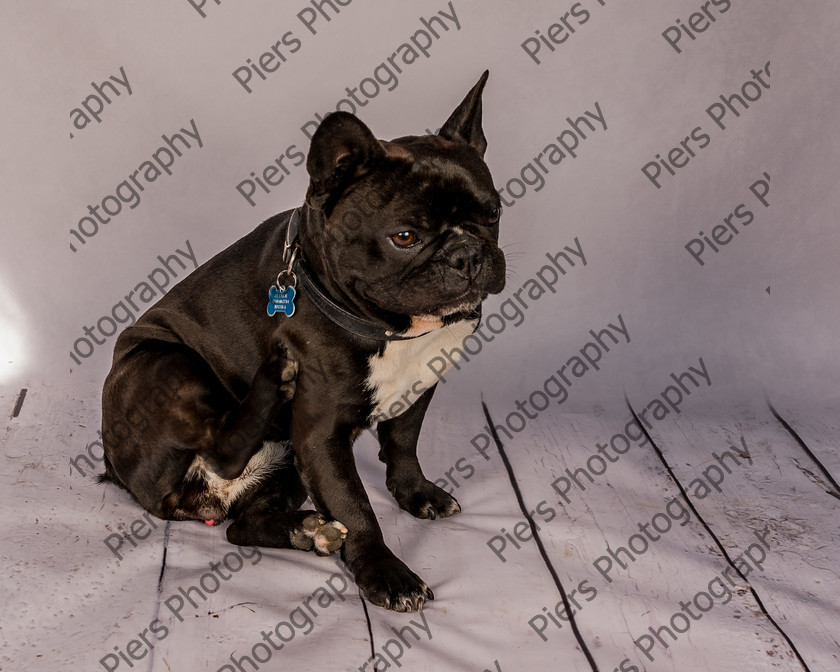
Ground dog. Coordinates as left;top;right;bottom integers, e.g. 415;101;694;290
101;71;505;612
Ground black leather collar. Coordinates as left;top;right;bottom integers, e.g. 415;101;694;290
283;209;430;342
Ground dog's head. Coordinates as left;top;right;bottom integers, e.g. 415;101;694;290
301;71;505;327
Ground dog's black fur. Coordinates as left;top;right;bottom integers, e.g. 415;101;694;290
100;72;505;612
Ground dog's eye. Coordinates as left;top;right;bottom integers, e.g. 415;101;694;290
390;231;419;248
488;207;502;224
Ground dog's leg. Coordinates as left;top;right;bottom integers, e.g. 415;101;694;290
291;411;434;612
204;343;298;480
102;342;297;522
225;466;346;555
377;385;461;519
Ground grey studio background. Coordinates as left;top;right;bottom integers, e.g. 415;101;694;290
2;1;839;671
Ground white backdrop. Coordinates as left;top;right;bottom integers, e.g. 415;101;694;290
2;2;840;671
2;0;839;405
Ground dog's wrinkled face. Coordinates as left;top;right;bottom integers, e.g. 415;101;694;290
328;137;504;317
304;72;505;322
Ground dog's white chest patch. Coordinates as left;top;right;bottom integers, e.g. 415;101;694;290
366;319;477;422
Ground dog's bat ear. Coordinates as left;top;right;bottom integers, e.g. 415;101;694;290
439;70;489;157
306;112;386;212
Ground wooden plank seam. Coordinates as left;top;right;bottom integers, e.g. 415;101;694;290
625;394;811;672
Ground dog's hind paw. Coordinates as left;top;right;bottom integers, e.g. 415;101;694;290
268;343;298;400
291;513;348;556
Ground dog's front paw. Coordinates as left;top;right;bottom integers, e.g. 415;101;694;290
355;556;434;612
290;513;347;556
390;479;461;520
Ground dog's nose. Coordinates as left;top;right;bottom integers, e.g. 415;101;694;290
445;240;481;279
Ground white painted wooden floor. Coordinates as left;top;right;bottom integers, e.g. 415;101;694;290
2;370;838;672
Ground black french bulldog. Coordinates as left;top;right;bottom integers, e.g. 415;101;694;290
100;71;505;612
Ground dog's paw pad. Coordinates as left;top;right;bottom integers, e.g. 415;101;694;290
279;380;296;399
291;514;347;555
309;519;348;556
262;343;298;391
279;351;298;384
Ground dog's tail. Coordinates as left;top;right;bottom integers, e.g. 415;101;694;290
96;451;116;484
97;451;129;491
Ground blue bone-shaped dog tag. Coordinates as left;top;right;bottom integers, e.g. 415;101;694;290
267;285;296;317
